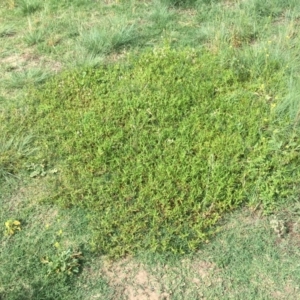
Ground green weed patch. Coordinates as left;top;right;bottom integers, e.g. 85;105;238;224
4;47;300;257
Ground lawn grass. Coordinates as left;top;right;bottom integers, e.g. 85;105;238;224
1;0;300;299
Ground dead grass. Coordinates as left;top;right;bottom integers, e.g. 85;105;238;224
103;259;163;300
0;50;62;73
100;255;217;300
4;177;51;212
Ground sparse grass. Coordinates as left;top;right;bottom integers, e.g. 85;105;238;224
1;0;300;298
134;207;300;299
0;180;113;300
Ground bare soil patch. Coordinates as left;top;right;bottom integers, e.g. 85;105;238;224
1;50;62;73
102;256;216;300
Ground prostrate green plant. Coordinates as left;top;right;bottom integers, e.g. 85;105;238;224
8;46;300;257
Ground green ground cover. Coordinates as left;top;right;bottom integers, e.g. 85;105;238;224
1;0;300;299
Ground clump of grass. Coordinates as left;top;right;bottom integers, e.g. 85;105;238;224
277;75;300;125
80;22;140;56
0;25;16;37
6;68;50;89
23;29;44;46
0;133;36;184
17;0;41;16
6;46;297;257
149;1;176;30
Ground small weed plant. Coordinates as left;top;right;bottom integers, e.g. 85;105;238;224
41;229;83;277
41;248;83;277
3;46;300;257
4;219;21;236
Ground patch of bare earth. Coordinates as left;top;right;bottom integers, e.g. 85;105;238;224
101;257;216;300
271;283;300;300
5;177;51;212
102;258;164;300
0;49;62;73
106;50;128;64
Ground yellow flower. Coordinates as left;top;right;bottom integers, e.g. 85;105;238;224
4;220;21;236
57;229;63;236
54;242;60;248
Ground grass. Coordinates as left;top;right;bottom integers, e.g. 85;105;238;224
1;0;300;298
135;208;300;299
0;180;113;299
